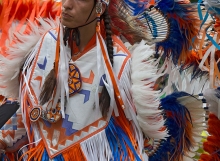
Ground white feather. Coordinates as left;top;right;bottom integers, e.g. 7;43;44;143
0;17;59;98
131;40;168;139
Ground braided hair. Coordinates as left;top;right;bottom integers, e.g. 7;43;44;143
99;7;114;118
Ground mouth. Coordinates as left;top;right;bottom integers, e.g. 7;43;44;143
62;12;73;19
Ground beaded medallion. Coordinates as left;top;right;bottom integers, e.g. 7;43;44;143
30;101;62;123
30;107;41;122
68;63;82;96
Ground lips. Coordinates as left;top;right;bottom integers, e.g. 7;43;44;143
62;12;73;19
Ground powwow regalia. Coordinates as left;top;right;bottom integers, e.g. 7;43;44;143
0;0;220;160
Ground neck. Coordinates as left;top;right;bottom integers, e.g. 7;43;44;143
77;20;97;52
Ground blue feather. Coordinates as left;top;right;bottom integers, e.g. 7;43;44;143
150;91;194;161
123;1;146;16
156;18;185;64
154;0;198;64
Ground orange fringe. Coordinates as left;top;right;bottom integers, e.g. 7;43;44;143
4;152;16;161
62;144;86;161
113;97;140;160
18;140;44;161
17;140;86;160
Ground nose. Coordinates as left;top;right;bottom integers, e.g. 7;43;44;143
62;0;73;10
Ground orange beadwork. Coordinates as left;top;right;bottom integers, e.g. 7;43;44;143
29;107;41;122
68;64;82;96
46;102;62;123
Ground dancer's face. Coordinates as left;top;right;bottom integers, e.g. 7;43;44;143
61;0;96;28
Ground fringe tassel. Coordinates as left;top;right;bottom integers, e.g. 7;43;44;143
18;141;74;160
118;54;145;154
41;149;65;161
113;97;143;160
16;131;87;161
106;117;142;161
2;152;15;161
62;144;86;161
80;130;112;161
18;140;44;161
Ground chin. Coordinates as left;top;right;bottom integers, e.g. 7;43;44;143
61;19;76;28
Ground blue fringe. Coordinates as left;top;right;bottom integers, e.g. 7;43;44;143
105;117;141;161
150;92;194;161
1;153;10;161
41;149;64;161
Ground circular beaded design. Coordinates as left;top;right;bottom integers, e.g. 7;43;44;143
30;107;41;122
68;64;82;96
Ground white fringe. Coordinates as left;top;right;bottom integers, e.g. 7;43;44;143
130;40;168;139
0;17;59;98
53;24;71;118
118;59;145;155
80;130;113;161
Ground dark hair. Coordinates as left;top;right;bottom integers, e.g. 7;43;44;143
99;7;114;118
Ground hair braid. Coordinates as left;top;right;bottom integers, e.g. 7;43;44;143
99;8;114;118
103;8;114;66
